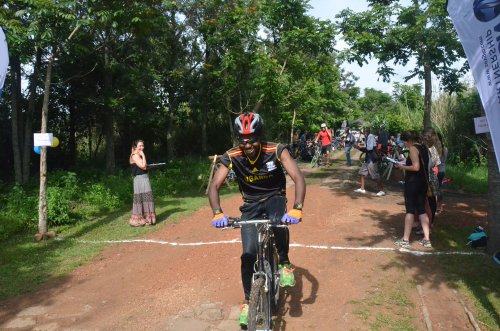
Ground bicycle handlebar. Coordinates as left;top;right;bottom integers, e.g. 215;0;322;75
223;217;291;229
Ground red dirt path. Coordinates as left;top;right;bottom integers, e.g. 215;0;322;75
0;163;488;331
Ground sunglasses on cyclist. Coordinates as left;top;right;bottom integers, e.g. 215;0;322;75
239;137;258;145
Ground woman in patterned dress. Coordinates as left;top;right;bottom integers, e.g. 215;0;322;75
129;140;156;227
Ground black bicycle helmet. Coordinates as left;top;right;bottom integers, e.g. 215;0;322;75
234;112;264;138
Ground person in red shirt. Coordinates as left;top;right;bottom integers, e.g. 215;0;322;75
314;123;333;165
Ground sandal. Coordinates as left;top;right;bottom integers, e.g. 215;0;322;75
418;239;432;248
394;238;410;248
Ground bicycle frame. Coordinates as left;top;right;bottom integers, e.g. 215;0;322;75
227;218;286;331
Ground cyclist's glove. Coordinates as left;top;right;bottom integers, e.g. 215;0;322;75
211;213;228;228
281;209;302;224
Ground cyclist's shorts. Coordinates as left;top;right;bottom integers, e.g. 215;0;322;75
321;145;331;155
359;161;380;179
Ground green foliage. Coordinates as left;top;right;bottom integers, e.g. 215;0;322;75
336;0;466;128
47;186;74;225
82;183;121;213
152;158;210;197
0;158;212;239
0;213;27;241
46;172;79;226
0;185;38;232
446;163;488;194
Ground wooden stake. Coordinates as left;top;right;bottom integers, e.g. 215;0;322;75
417;285;433;331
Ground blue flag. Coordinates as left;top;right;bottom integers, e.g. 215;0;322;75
0;27;9;100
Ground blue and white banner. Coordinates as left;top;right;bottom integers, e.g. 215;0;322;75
447;1;500;172
0;27;8;99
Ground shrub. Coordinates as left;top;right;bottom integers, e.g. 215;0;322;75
82;183;121;213
44;172;82;225
47;186;74;225
1;185;38;230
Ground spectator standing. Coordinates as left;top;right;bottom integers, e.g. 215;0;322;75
436;133;448;214
353;127;385;196
314;123;333;166
396;132;404;148
378;125;389;155
129;140;156;227
394;131;432;248
344;127;354;166
423;128;441;226
357;128;366;148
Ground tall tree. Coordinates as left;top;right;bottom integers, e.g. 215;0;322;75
258;0;344;137
336;0;466;129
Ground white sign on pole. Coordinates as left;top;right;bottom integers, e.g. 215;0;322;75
34;133;54;147
0;27;9;99
447;1;500;172
474;116;490;134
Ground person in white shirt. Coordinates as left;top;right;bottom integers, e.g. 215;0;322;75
353;127;385;196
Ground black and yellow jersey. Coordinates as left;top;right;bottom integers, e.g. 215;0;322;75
220;142;287;202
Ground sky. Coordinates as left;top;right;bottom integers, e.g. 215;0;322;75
307;1;419;95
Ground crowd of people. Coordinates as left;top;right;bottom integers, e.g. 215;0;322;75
128;114;448;329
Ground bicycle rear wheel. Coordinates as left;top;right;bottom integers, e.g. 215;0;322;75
310;152;319;167
248;277;271;331
358;152;365;165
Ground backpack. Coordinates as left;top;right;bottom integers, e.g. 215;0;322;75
467;227;488;248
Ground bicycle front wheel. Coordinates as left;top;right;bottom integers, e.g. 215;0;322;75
311;149;321;167
359;152;365;165
248;277;271;331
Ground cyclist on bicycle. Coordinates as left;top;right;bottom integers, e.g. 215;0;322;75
314;123;333;165
208;112;306;329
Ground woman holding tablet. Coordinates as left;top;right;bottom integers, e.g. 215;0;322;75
129;139;156;227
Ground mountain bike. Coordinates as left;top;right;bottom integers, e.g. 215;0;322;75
310;142;322;168
332;137;344;152
225;217;288;331
358;144;409;180
379;144;409;180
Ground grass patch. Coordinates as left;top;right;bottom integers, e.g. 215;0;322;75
446;163;487;194
0;183;238;301
426;219;500;330
348;278;417;330
437;252;500;330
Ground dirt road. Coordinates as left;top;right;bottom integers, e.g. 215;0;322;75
0;161;488;331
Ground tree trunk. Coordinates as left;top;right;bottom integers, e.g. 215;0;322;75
290;109;296;145
22;48;42;183
10;56;22;184
423;63;432;129
226;95;235;145
201;105;208;155
487;137;500;255
68;102;76;167
38;54;55;235
103;44;115;173
88;120;92;161
166;109;175;159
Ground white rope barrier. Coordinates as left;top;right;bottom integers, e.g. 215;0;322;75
59;237;484;256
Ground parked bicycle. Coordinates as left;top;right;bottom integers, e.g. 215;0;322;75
310;142;322;168
332;136;344;152
223;217;289;331
358;143;409;180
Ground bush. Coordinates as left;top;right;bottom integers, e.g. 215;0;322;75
0;158;210;238
46;172;80;226
1;185;38;230
151;158;208;196
0;212;28;240
82;183;121;213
